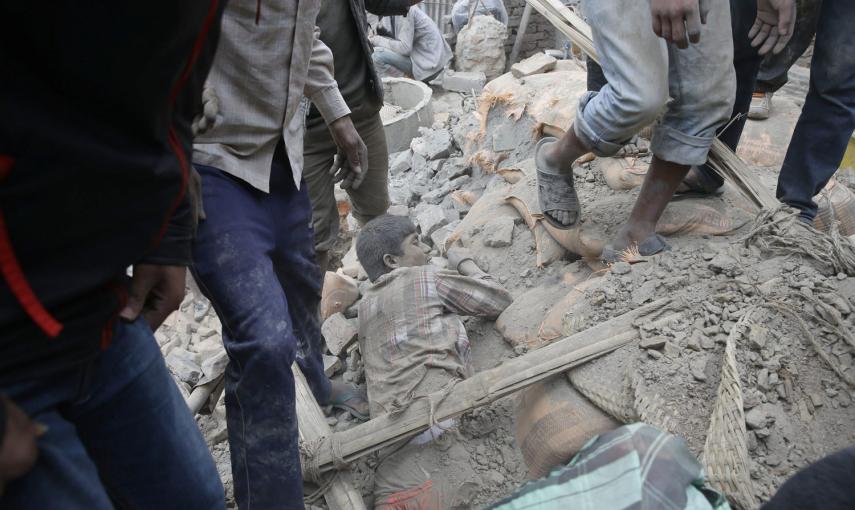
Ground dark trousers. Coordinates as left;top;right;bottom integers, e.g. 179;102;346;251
192;143;330;510
585;0;762;191
776;0;855;220
0;319;223;509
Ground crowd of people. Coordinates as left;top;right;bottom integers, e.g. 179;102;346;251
0;0;853;508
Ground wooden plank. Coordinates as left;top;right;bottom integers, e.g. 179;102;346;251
308;299;680;473
525;0;779;212
294;365;367;510
507;3;533;72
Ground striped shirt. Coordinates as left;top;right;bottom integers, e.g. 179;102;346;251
358;265;513;418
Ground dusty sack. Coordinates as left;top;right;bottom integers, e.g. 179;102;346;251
515;375;620;480
814;178;855;236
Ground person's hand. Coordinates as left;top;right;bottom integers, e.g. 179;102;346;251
649;0;707;49
0;397;44;490
328;116;368;190
119;264;186;330
750;0;796;55
447;246;474;272
192;86;219;136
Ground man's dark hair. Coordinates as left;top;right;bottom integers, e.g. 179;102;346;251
356;215;417;282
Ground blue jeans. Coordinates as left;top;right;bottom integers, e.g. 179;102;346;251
191;145;330;510
577;0;736;166
777;0;855;221
0;319;223;509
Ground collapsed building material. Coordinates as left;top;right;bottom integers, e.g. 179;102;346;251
442;70;487;94
300;299;681;474
454;15;507;81
510;53;557;79
294;365;367;510
321;313;359;357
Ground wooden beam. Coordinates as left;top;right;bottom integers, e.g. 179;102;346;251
507;3;533;72
307;299;680;473
524;0;779;211
294;366;367;510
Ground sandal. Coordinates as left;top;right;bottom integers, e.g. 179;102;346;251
327;382;370;421
601;233;671;263
536;137;581;230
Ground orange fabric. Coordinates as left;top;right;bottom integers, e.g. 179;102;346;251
375;480;442;510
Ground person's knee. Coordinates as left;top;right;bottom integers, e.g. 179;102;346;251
615;86;668;133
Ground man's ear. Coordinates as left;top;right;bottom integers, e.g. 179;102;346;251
383;253;399;270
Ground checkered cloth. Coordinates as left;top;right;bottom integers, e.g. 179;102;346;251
490;423;731;510
358;265;513;418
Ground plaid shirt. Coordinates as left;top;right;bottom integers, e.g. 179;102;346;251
358;265;513;418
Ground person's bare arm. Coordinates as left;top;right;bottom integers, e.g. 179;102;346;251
0;396;44;495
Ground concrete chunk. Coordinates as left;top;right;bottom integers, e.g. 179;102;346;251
389;150;412;175
511;53;557;78
321;313;359;356
482;217;515;247
411;128;454;161
166;348;203;385
442;70;487;93
416;204;450;238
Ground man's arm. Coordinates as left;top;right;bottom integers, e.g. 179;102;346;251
436;247;513;319
369;16;415;56
305;28;369;190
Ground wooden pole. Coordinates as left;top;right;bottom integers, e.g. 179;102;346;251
294;366;367;510
507;3;533;72
307;299;680;473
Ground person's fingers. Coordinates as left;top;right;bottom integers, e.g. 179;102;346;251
686;8;702;44
699;0;709;24
652;14;662;38
751;22;772;48
771;31;791;55
748;17;762;39
672;16;687;49
777;0;794;36
758;27;779;55
329;153;344;176
119;271;154;322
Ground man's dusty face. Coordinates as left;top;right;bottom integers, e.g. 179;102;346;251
394;233;430;268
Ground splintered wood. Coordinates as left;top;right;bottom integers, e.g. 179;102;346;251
524;0;778;211
304;300;681;474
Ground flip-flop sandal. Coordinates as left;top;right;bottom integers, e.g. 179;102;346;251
536;137;581;230
328;387;369;421
671;168;724;201
601;233;671;263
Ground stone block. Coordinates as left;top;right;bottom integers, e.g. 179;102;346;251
482;216;515;247
411;128;454;161
321;313;359;356
389;150;412;175
166;348;203;385
416;204;450;238
442;70;487;93
511;53;557;78
387;204;409;217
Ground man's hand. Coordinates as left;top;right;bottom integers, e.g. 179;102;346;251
650;0;707;49
447;246;475;272
0;397;44;490
750;0;796;55
328;116;368;190
192;86;219;136
119;264;186;330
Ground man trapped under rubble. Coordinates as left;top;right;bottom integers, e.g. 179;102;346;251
355;215;514;508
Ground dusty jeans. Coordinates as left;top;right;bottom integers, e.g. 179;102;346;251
304;111;390;253
576;0;736;166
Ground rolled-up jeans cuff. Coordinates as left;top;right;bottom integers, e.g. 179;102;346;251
574;91;625;157
650;124;714;166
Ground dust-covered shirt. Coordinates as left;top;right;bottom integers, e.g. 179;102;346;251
358;265;513;418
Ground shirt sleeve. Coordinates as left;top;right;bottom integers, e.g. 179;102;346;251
372;15;415;56
305;26;351;125
435;270;513;319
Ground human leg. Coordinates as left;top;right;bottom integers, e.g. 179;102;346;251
373;48;412;78
610;0;735;254
303;121;340;269
776;0;855;221
347;113;390;226
2;319;223;510
538;0;669;227
192;163;307;509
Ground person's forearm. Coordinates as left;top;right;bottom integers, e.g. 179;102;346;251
457;259;485;277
